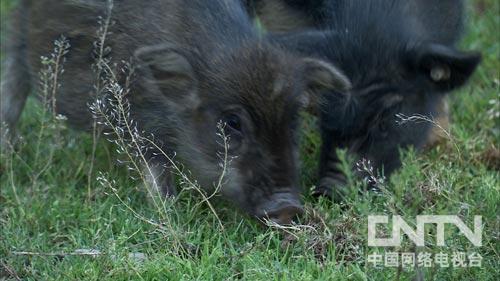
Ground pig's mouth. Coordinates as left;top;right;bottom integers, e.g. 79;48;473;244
254;193;304;225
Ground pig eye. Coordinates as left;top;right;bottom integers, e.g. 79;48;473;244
222;113;242;133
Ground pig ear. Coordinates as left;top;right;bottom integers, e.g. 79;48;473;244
301;58;351;114
411;43;481;92
134;44;197;97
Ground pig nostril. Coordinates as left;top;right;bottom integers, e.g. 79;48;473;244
266;205;304;225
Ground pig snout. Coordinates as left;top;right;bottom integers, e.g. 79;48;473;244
256;192;304;225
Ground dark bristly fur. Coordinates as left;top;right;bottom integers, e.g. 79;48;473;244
250;0;481;199
0;1;32;146
1;0;351;224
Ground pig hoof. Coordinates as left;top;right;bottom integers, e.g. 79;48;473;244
311;185;332;197
312;179;347;202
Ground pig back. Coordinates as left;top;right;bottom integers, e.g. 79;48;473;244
25;0;257;129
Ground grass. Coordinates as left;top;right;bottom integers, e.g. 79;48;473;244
1;0;499;280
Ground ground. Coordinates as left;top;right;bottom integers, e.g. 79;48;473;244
0;0;499;280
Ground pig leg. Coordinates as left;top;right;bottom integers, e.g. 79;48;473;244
313;130;348;201
1;4;32;147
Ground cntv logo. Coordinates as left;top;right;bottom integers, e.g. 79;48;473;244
368;215;482;247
